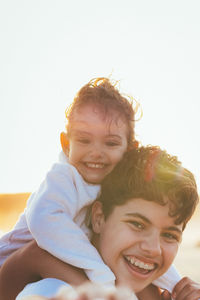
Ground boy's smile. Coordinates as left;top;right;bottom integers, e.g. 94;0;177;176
92;199;183;293
63;104;128;184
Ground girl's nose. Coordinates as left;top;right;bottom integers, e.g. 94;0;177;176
89;144;104;159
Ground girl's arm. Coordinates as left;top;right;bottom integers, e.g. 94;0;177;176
0;240;88;300
26;163;115;284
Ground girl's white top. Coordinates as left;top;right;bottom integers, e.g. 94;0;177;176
0;152;115;285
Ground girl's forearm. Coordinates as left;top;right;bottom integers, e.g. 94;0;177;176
0;244;40;300
0;240;88;300
33;242;88;285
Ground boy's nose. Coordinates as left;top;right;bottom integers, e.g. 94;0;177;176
140;233;162;257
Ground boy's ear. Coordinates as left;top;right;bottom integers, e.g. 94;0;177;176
91;201;105;234
60;132;70;156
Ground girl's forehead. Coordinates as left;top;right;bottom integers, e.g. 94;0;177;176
71;105;127;131
73;103;125;120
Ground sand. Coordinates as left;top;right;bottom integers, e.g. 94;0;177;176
174;205;200;282
0;193;200;282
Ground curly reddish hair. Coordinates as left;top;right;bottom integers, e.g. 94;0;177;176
65;77;140;150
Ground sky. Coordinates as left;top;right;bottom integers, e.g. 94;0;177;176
0;0;200;193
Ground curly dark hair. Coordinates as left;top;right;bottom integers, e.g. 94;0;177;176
97;145;199;229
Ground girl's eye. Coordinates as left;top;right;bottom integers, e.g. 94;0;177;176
106;141;120;147
77;139;90;144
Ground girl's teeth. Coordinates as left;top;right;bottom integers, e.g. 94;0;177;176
126;256;154;271
86;163;104;168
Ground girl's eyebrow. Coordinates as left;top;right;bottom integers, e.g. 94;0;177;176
125;213;182;234
72;130;91;135
73;129;123;139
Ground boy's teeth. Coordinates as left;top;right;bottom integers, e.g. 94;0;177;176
86;163;104;169
126;256;155;271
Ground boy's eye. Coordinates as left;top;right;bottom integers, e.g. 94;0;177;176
162;232;180;242
129;220;144;230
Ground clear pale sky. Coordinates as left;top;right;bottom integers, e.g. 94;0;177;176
0;0;199;193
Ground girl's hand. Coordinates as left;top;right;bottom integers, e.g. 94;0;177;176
160;290;172;300
171;276;200;300
160;277;200;300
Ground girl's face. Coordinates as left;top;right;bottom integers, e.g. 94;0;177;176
92;199;183;293
63;104;128;184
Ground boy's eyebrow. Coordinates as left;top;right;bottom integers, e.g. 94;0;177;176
165;226;182;234
125;213;151;224
125;213;182;234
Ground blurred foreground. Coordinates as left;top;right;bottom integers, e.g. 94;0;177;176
0;193;200;282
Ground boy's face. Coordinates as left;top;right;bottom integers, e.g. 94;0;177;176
92;198;183;293
64;104;128;184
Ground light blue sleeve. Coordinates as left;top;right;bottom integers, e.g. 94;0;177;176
16;278;70;299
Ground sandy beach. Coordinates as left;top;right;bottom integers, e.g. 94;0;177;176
0;193;200;282
174;204;200;282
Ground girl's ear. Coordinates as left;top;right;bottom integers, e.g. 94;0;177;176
91;201;105;234
60;132;70;156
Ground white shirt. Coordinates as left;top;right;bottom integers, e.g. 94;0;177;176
0;152;115;285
